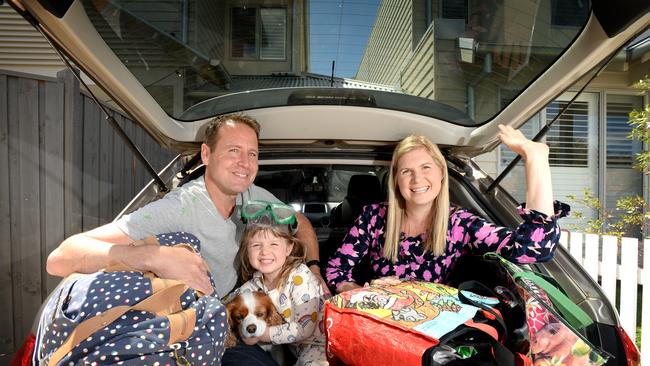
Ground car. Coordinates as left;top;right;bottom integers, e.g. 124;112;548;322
6;0;648;364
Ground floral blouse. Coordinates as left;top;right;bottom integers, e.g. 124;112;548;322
325;201;570;290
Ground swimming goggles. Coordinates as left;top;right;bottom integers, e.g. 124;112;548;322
240;200;297;228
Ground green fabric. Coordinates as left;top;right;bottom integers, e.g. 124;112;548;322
483;252;593;330
513;270;593;329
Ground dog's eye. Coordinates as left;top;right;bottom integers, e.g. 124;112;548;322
255;312;265;317
235;314;244;321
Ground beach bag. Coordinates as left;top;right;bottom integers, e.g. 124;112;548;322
33;232;228;366
323;280;514;366
483;253;609;366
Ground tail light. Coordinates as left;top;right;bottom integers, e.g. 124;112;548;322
615;326;640;366
9;332;35;366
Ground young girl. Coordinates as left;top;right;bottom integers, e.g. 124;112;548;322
236;222;328;366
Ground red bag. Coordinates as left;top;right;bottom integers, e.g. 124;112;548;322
324;281;506;366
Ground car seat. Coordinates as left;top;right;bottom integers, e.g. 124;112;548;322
329;174;383;228
323;174;383;290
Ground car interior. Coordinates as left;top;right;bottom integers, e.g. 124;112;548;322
179;159;498;291
176;158;535;365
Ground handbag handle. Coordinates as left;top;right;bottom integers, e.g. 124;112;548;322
47;281;193;366
512;270;593;329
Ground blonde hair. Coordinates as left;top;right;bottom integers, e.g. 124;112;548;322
238;225;306;291
383;135;449;260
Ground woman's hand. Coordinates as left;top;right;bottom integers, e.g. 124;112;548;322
497;124;554;217
370;276;402;286
336;281;362;293
497;124;549;161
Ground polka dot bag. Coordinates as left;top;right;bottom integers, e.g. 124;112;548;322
33;232;227;366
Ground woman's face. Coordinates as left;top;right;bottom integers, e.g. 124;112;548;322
395;148;443;210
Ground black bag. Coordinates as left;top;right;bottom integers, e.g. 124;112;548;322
422;280;527;366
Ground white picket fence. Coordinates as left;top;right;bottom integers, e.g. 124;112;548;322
559;232;647;363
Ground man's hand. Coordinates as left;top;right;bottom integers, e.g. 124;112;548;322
309;265;332;298
138;245;214;295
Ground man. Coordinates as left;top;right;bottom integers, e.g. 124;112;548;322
46;113;324;365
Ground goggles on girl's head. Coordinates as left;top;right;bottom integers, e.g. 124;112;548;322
240;200;297;230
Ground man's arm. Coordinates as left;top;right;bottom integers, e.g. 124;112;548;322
294;213;330;295
46;222;133;276
46;222;214;294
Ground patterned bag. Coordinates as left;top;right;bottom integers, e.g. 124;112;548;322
484;253;609;366
33;232;228;366
323;281;513;366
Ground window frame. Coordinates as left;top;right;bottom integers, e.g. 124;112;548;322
229;6;288;61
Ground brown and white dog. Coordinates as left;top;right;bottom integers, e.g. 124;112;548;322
225;290;284;348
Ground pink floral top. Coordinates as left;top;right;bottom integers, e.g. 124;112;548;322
325;201;569;290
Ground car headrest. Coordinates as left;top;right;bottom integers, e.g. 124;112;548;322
346;174;382;203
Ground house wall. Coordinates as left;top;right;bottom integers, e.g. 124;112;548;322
356;0;414;87
356;0;648;231
0;69;175;360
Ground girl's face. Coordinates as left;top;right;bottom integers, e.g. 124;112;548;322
396;147;443;210
247;230;294;283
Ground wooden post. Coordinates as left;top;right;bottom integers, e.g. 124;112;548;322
0;73;15;355
619;237;638;342
57;69;83;239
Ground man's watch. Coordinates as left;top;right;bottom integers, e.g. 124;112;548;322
306;259;320;268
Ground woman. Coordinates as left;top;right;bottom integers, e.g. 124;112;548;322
325;125;569;293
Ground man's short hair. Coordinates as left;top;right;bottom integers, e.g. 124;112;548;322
203;113;261;149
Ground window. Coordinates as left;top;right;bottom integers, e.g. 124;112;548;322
606;95;643;168
546;100;590;167
231;7;286;60
551;0;591;27
441;0;468;20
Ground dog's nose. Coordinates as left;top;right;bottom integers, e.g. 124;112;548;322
246;324;257;334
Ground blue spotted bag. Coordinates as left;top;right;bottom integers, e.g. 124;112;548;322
33;232;228;366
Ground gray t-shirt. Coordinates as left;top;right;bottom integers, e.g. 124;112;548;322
115;176;278;297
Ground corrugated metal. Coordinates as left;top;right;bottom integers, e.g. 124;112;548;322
0;4;63;71
232;73;395;91
185;72;395;101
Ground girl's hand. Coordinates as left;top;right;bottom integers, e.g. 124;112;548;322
242;336;259;346
497;124;549;161
370;276;402;286
259;326;271;343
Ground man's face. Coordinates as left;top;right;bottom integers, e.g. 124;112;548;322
201;121;259;197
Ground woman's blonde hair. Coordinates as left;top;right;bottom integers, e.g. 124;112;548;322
383;134;449;260
238;225;306;291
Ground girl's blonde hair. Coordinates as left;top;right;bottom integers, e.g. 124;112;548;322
238;225;306;291
383;134;449;260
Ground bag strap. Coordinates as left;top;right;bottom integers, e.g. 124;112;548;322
484;253;593;330
423;325;515;366
512;271;593;329
48;281;192;366
457;281;507;342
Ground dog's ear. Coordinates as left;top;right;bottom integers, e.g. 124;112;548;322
225;300;238;330
224;330;238;348
266;304;284;326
